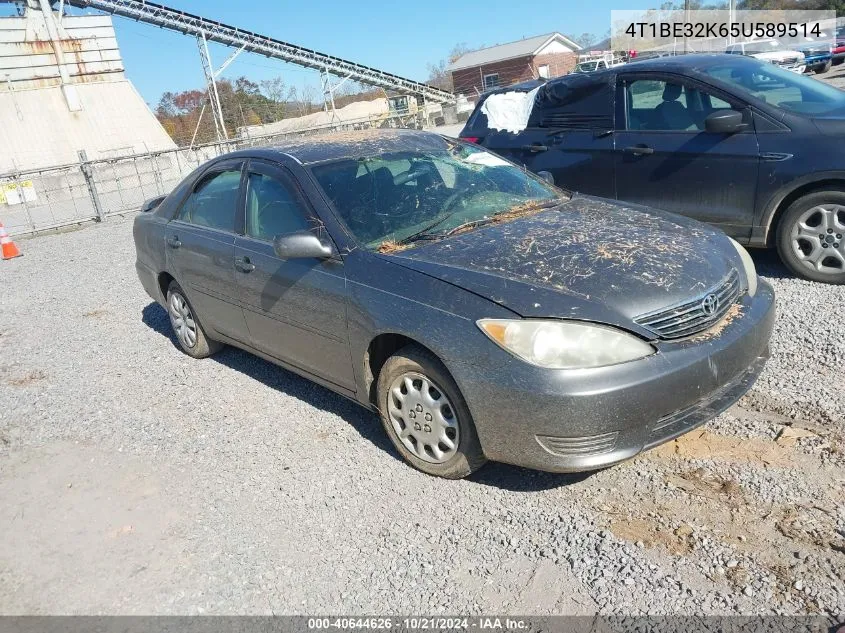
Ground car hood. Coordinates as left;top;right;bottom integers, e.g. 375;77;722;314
382;195;740;333
751;50;804;61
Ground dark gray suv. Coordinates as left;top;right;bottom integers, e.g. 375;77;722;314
134;130;774;479
460;54;845;284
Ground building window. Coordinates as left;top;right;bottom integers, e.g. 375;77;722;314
482;73;500;90
538;64;550;79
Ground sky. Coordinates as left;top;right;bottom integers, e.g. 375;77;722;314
59;0;659;108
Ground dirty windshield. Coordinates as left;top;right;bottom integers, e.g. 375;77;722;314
311;143;564;249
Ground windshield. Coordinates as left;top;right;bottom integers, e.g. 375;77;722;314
745;40;780;53
575;61;599;73
311;143;564;249
703;59;845;115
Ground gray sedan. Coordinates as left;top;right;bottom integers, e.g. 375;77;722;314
133;130;774;479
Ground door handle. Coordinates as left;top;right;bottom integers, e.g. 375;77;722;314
166;236;181;249
622;145;654;156
522;143;549;152
234;256;255;273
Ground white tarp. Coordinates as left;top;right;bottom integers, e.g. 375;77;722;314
480;86;540;134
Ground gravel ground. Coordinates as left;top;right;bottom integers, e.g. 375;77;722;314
0;216;843;616
820;63;845;90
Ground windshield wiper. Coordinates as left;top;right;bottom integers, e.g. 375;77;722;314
398;211;458;245
400;198;565;245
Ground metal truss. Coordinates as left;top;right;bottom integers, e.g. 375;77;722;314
197;32;227;141
60;0;455;103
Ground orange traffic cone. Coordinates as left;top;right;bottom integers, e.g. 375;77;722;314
0;222;22;260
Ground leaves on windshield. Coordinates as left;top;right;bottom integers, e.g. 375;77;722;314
377;239;414;254
377;198;561;253
446;199;561;238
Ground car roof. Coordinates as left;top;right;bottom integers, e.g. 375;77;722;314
620;52;762;72
538;53;762;89
223;128;451;165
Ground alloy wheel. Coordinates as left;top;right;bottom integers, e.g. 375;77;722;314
790;204;845;275
168;291;197;349
387;372;459;464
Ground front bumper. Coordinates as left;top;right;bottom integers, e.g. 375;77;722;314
454;280;776;473
803;54;831;70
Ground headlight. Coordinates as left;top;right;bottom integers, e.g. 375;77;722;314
728;238;757;297
477;319;655;369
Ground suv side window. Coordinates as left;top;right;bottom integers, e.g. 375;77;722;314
178;168;241;232
245;170;312;241
624;78;744;132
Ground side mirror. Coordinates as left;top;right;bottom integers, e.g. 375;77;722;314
141;195;166;213
705;109;746;134
273;231;335;260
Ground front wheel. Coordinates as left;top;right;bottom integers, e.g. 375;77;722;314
377;345;486;479
776;191;845;284
815;60;832;74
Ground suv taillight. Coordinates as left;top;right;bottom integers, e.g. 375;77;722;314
459;136;480;143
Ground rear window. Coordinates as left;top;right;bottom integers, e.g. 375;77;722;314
462;100;490;135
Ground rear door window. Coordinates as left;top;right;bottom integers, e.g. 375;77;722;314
177;168;242;232
527;76;614;130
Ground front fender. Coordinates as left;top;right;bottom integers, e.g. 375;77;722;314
343;251;515;407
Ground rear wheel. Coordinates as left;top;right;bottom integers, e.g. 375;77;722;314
815;60;832;74
166;281;222;358
377;345;486;479
776;191;845;284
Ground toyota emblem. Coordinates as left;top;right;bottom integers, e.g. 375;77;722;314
701;294;719;316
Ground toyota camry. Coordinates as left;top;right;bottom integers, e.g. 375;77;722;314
133;130;774;479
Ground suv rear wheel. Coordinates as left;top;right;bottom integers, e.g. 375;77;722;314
776;191;845;284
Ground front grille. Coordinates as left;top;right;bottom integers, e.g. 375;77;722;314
634;270;742;340
536;431;618;457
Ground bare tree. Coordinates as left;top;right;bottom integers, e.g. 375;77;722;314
427;43;473;92
289;84;317;117
259;76;288;120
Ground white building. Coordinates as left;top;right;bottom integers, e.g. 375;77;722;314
0;1;175;174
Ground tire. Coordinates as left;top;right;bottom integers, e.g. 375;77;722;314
376;345;486;479
165;280;222;358
776;191;845;284
815;60;831;74
833;57;843;66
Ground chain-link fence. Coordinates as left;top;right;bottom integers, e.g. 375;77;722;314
0;110;424;236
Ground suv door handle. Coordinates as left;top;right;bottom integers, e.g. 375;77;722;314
166;236;181;249
522;143;549;152
234;256;255;273
622;145;654;156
